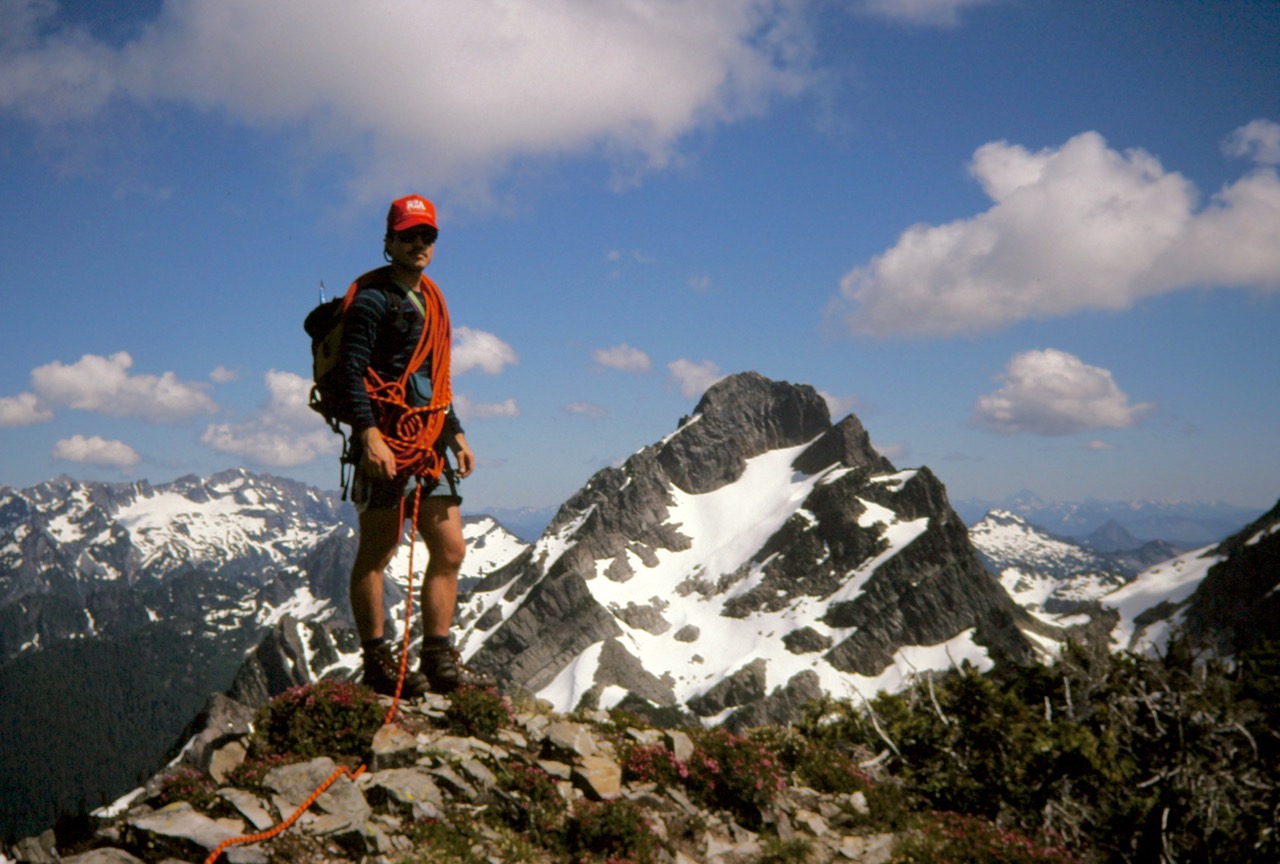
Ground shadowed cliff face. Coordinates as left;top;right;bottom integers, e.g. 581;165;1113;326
457;371;1043;728
1184;500;1280;654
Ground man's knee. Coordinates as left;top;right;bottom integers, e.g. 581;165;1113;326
429;535;466;571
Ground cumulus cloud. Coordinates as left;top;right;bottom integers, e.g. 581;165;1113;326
565;401;608;418
668;358;723;400
210;365;239;382
201;370;337;467
1224;119;1280;165
0;392;54;426
453;327;518;375
594;343;652;372
454;394;520;420
972;349;1154;436
854;0;1000;27
832;126;1280;337
30;352;218;422
875;441;908;462
52;435;141;471
818;390;859;419
0;0;814;198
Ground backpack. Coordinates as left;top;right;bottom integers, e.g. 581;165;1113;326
303;273;406;495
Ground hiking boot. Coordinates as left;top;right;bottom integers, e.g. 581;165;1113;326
419;645;498;694
362;640;431;699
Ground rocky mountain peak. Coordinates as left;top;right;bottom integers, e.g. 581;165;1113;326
657;371;834;494
1084;519;1140;553
459;371;1044;727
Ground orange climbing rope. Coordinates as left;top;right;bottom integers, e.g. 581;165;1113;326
203;273;451;864
361;272;454;485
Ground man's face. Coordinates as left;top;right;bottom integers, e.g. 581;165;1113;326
388;228;436;271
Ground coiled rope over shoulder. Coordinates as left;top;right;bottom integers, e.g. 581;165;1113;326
348;270;454;482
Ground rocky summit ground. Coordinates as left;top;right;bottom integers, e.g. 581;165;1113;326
8;683;902;864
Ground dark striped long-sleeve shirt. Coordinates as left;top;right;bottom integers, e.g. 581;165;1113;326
337;266;462;440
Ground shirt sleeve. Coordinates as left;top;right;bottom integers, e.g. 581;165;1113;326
338;287;387;433
444;403;464;440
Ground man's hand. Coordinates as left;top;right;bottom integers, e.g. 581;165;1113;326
360;427;397;480
452;433;476;478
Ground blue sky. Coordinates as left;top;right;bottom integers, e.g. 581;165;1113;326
1;0;1278;515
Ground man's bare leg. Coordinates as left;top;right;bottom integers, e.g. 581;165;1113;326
417;497;466;637
349;506;403;641
350;505;430;696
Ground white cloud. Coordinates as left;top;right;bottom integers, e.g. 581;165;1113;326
1223;119;1280;165
210;365;239;383
854;0;999;27
874;441;907;461
0;0;814;199
832;127;1280;337
1085;440;1117;451
453;327;518;375
201;370;337;467
668;358;723;400
52;435;141;471
594;343;652;372
565;401;608;418
0;392;54;426
30;352;218;422
454;394;520;420
972;349;1154;436
818;390;859;419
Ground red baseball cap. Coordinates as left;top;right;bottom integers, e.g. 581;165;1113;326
387;194;438;232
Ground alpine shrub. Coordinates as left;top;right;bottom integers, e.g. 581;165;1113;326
223;753;297;793
620;742;686;789
152;767;220;812
496;761;568;845
684;727;788;825
894;811;1081;864
562;798;663;864
253;679;385;759
401;817;481;862
443;684;513;739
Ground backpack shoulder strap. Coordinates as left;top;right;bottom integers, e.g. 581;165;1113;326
342;265;393;312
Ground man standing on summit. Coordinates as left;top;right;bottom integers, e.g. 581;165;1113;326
339;194;478;698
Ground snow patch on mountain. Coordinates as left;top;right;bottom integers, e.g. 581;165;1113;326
257;586;332;628
518;446;944;714
382;515;529;594
1104;545;1223;651
971;510;1130;618
1246;522;1280;546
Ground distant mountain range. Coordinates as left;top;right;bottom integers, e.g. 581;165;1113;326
2;372;1277;843
952;491;1262;547
0;469;524;838
969;509;1184;616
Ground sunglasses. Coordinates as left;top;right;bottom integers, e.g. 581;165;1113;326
395;230;437;245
